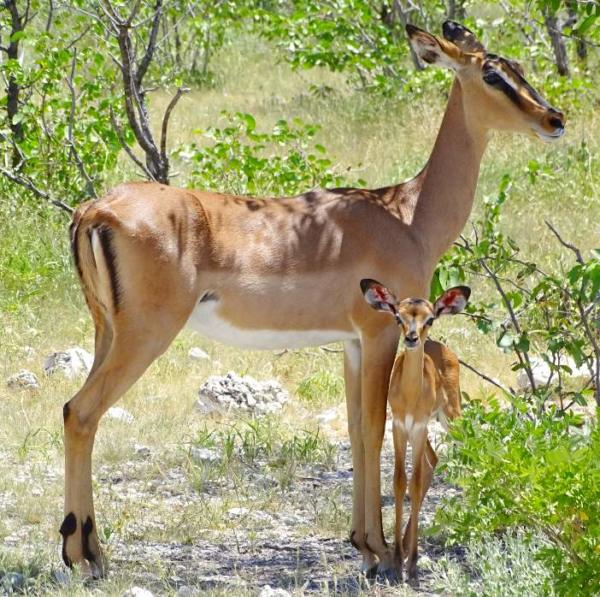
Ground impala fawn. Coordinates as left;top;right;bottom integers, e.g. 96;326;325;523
361;279;469;580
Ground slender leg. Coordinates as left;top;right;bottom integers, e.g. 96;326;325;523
360;327;399;571
392;421;407;575
344;340;377;573
406;430;427;582
61;319;183;577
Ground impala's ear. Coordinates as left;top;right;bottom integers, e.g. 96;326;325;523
442;20;486;54
360;279;398;316
406;23;466;70
434;286;471;317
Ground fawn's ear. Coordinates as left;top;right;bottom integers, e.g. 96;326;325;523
434;286;471;317
406;23;467;70
360;279;398;316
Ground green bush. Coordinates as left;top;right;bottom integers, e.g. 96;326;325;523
176;111;364;196
436;399;600;596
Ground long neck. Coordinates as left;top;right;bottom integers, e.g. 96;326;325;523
410;79;489;265
399;345;424;398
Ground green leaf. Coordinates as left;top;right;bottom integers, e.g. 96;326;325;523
576;14;597;36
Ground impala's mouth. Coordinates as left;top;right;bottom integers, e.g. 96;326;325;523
534;126;565;142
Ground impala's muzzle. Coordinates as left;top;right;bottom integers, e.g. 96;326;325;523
538;107;565;140
404;334;420;350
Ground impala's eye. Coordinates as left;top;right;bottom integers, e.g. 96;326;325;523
425;318;435;327
483;70;502;85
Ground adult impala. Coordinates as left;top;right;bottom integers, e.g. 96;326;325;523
61;21;565;577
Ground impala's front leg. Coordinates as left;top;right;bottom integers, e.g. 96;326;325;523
361;328;399;573
344;340;377;574
392;420;408;573
406;429;428;582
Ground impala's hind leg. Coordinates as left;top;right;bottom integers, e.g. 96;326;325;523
61;319;182;577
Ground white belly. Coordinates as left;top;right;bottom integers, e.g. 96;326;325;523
186;300;356;350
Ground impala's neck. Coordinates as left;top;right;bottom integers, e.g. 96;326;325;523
399;345;424;398
411;79;489;264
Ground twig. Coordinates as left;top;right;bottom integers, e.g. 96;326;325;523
65;49;97;198
545;220;584;265
160;87;188;161
457;358;514;396
0;167;73;214
109;106;155;180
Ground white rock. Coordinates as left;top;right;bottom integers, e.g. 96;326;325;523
134;444;151;458
316;408;338;424
196;372;288;415
43;347;93;379
6;369;40;390
123;588;154;597
188;347;210;361
190;447;220;464
516;357;552;389
563;357;590;379
227;507;250;518
258;586;291;597
106;407;134;424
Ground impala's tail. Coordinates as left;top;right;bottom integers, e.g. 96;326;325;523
70;202;121;320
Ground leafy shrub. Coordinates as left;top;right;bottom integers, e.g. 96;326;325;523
427;530;554;596
433;173;599;410
436;399;600;596
253;0;411;94
176;111;364;196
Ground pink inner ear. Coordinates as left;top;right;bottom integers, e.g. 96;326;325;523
373;286;388;301
443;289;459;306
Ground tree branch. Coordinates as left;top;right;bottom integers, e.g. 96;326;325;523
0;167;73;214
160;86;188;162
65;49;97;198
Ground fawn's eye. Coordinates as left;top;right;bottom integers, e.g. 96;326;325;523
425;318;434;327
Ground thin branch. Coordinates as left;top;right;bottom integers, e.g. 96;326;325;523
135;0;162;88
65;49;96;198
458;357;515;396
545;220;584;265
0;167;73;214
109;106;155;180
160;86;188;160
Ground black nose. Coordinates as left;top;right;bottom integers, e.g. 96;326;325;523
405;334;418;346
549;116;563;129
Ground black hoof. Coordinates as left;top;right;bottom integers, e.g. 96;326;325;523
376;565;402;585
59;512;77;567
363;563;379;580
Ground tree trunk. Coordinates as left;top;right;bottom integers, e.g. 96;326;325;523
544;10;569;76
392;0;423;71
4;0;25;166
448;0;466;21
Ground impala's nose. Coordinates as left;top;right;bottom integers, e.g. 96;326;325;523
404;334;419;350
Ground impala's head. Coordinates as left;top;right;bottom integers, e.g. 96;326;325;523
406;20;565;141
361;279;470;351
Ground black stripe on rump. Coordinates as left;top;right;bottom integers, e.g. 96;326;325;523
69;220;84;281
96;225;121;312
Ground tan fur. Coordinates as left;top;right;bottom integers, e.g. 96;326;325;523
61;22;563;577
388;310;462;581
